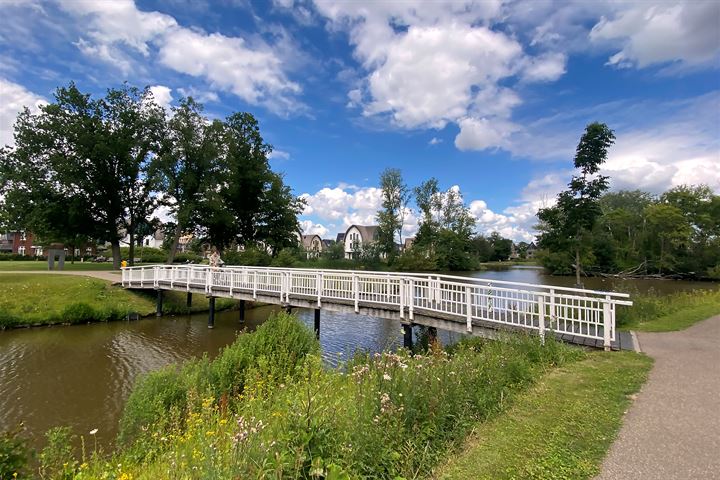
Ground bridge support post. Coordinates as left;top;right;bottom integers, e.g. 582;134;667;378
403;324;413;350
208;297;215;329
314;308;320;339
156;290;163;317
285;306;292;314
186;292;192;308
239;300;245;322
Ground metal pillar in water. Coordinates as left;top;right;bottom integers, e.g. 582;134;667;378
208;297;215;329
403;323;413;350
156;290;163;317
314;308;320;339
239;300;245;322
186;292;192;308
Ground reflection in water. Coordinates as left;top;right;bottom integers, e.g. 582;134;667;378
0;267;715;450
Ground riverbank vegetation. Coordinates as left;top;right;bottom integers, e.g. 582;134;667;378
4;314;585;479
0;274;236;329
616;288;720;332
538;185;720;280
435;351;652;480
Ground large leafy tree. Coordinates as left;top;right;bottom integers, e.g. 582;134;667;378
0;83;164;269
537;122;615;285
376;168;410;262
156;98;222;263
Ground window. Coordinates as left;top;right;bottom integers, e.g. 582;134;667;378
34;246;43;256
18;246;25;256
20;231;26;241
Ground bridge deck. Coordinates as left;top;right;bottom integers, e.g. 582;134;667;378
122;265;634;350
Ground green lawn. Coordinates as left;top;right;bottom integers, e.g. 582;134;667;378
618;288;720;332
0;260;121;271
434;351;653;480
0;274;237;328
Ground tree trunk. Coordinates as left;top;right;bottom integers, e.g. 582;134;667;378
575;247;582;287
111;240;121;270
129;232;135;267
167;223;183;264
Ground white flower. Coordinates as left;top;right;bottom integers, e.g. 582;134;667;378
383;373;391;381
89;429;98;435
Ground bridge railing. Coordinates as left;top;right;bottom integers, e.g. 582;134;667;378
122;265;632;349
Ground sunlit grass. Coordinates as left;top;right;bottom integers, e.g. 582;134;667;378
0;274;236;328
617;289;720;332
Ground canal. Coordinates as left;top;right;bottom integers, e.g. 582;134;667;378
1;267;716;450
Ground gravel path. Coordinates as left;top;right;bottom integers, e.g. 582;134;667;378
0;270;122;283
597;315;720;479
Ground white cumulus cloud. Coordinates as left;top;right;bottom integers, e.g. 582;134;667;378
0;78;46;147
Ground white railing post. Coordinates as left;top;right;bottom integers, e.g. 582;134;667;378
399;279;405;319
603;296;612;351
205;267;211;294
153;266;159;288
286;271;291;303
549;288;556;327
465;286;472;332
253;271;257;299
538;295;546;344
317;272;322;307
408;278;414;320
353;273;359;313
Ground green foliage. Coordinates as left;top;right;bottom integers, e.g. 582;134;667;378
537;122;614;284
394;246;438;271
376;168;410;262
223;246;272;266
271;248;299;267
119;246;167;263
616;288;720;331
78;332;579;479
118;312;319;445
39;427;76;480
0;425;29;480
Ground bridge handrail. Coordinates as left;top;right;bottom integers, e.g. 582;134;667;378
122;264;630;300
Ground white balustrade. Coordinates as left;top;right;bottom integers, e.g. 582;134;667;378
121;264;631;349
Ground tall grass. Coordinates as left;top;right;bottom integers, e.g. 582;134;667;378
617;288;720;331
71;315;581;479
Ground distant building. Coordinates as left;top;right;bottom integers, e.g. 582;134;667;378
0;231;43;256
343;225;379;259
120;228;165;249
301;234;323;258
336;232;345;244
403;237;414;250
526;242;537;259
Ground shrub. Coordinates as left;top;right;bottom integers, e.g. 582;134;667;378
223;247;272;266
118;312;319;445
39;427;76;480
270;248;298;267
172;252;203;264
119;247;167;263
0;425;30;479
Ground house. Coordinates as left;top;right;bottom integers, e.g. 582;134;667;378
335;232;345;244
526;242;537;259
343;225;379;259
403;237;414;250
0;231;43;256
120;228;165;249
301;234;323;258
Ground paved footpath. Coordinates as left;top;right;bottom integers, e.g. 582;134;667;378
1;270;122;283
597;315;720;479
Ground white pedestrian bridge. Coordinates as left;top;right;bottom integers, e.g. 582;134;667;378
121;265;633;350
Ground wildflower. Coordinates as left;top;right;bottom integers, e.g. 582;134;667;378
89;428;98;435
383;373;391;381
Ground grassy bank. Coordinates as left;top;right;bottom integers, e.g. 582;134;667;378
0;274;237;328
479;260;538;268
435;351;652;480
22;314;581;479
0;261;121;271
617;288;720;332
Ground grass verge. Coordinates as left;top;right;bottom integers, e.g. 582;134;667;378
28;316;581;479
617;288;720;332
434;351;652;480
0;260;122;271
0;274;237;328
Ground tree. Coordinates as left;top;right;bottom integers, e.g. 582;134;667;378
537;122;615;285
644;203;692;273
0;83;165;269
376;168;410;262
156;98;222;263
256;173;305;256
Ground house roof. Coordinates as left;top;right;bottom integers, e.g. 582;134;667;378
301;234;322;248
336;232;345;243
345;225;379;242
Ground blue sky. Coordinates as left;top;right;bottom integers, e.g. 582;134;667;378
1;0;718;241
